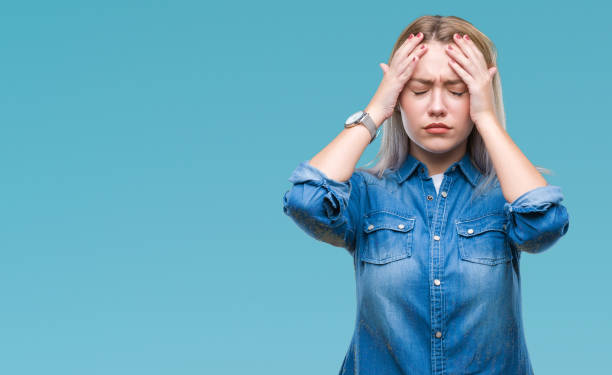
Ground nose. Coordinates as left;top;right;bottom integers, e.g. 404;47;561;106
427;87;447;118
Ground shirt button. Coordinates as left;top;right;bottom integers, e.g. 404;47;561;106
503;224;507;230
434;279;441;286
435;331;442;338
427;195;433;200
433;235;440;241
467;228;474;234
441;191;447;198
368;224;374;230
398;224;405;229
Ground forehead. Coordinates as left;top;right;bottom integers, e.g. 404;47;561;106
409;41;462;83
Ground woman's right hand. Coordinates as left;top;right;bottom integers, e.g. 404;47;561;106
366;32;429;125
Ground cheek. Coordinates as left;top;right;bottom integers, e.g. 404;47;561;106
398;96;425;114
448;98;470;115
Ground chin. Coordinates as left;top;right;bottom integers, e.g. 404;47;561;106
417;140;459;154
425;147;456;155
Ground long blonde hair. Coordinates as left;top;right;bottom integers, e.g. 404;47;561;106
356;15;551;198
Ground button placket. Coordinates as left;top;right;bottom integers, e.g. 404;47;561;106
428;171;453;371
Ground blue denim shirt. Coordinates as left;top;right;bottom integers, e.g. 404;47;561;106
282;152;570;375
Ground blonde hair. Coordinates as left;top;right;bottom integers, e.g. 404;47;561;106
356;15;552;198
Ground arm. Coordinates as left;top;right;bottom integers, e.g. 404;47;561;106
502;185;570;254
281;106;383;253
474;114;569;254
308;31;429;181
308;105;382;182
445;34;570;254
474;113;548;203
283;34;428;250
282;161;364;252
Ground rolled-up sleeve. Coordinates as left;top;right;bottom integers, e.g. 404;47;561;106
503;185;570;254
282;160;363;254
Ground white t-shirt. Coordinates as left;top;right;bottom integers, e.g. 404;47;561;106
430;172;444;195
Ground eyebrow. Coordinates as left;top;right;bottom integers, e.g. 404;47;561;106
408;78;464;85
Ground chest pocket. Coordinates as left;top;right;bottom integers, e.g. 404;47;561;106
361;211;416;264
456;214;512;266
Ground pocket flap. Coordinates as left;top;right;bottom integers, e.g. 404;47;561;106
456;214;507;237
364;211;415;233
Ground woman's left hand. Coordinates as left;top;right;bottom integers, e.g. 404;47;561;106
445;33;498;126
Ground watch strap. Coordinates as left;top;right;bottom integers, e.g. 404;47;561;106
360;112;379;144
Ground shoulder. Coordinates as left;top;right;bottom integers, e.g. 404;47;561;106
462;181;507;219
353;168;401;194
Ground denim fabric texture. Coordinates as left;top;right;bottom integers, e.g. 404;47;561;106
282;152;570;375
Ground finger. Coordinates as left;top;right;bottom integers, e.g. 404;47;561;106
489;66;497;79
455;34;487;70
399;44;428;74
453;33;474;58
401;55;420;79
396;32;425;57
464;35;486;62
445;43;475;76
447;57;473;85
380;62;389;74
391;34;427;73
393;34;415;59
400;51;427;80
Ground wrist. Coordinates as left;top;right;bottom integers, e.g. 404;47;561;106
364;105;386;128
472;112;497;127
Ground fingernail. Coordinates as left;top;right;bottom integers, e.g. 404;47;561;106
417;32;422;38
448;45;453;50
420;44;425;49
454;33;461;40
464;34;470;40
408;34;414;39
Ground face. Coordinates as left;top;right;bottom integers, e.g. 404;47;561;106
398;41;473;155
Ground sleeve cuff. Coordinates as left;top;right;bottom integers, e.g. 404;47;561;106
503;185;564;215
287;160;351;202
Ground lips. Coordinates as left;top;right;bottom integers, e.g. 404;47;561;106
425;123;450;129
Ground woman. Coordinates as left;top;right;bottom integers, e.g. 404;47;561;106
282;15;569;374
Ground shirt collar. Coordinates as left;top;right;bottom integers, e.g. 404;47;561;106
395;152;481;187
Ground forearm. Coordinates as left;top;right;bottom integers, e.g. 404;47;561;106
309;105;386;182
474;113;548;203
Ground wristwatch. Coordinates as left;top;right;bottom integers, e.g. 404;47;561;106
344;110;380;144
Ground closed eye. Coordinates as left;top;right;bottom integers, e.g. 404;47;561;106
413;90;465;97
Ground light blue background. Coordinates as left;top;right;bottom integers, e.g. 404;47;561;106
0;1;608;374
